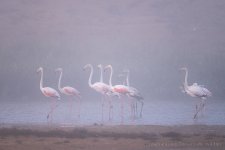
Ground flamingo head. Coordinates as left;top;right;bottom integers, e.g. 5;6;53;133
83;64;92;71
55;68;62;72
97;64;102;69
36;67;43;73
104;65;112;72
180;67;188;71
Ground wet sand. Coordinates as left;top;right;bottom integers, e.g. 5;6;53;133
0;124;224;150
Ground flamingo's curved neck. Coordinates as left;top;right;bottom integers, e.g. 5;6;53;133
108;66;113;87
184;69;189;88
39;70;43;90
99;66;103;83
88;65;94;87
58;71;63;92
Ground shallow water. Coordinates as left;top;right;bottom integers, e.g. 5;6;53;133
0;97;224;125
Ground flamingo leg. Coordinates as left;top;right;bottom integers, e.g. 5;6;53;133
141;101;144;117
109;97;113;121
139;100;144;118
77;96;81;119
127;96;133;120
111;97;114;120
70;97;73;117
194;104;199;119
201;99;206;116
120;97;124;124
135;101;138;117
101;95;105;122
130;99;133;119
130;99;134;121
47;99;57;123
108;98;111;121
47;99;53;122
194;101;204;119
110;97;113;120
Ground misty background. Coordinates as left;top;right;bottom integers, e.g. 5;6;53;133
0;0;225;104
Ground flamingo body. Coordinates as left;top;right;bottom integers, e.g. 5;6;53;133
55;68;81;98
185;83;211;99
128;87;143;100
37;67;60;100
61;86;81;97
181;67;212;99
41;87;60;99
92;82;111;95
113;85;129;94
83;64;112;95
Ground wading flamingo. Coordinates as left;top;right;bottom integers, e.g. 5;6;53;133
104;65;131;122
37;67;60;122
97;64;119;120
180;67;212;119
121;69;144;118
83;64;113;121
55;68;81;119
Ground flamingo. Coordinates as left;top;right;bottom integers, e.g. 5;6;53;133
97;64;119;120
180;67;212;119
121;69;144;118
104;65;131;122
83;64;114;121
55;68;81;119
36;67;60;122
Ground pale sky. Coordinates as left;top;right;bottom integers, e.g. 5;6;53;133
0;0;225;101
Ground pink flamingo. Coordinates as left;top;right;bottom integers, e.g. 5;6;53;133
83;64;114;121
55;68;81;119
97;64;118;120
36;67;60;122
180;67;212;119
104;65;131;122
121;69;144;118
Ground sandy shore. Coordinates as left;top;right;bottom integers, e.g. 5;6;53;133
0;124;224;150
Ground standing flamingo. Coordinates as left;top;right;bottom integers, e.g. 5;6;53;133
55;68;81;119
121;69;144;118
180;67;212;119
104;65;131;122
36;67;60;122
83;64;113;121
97;64;118;120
